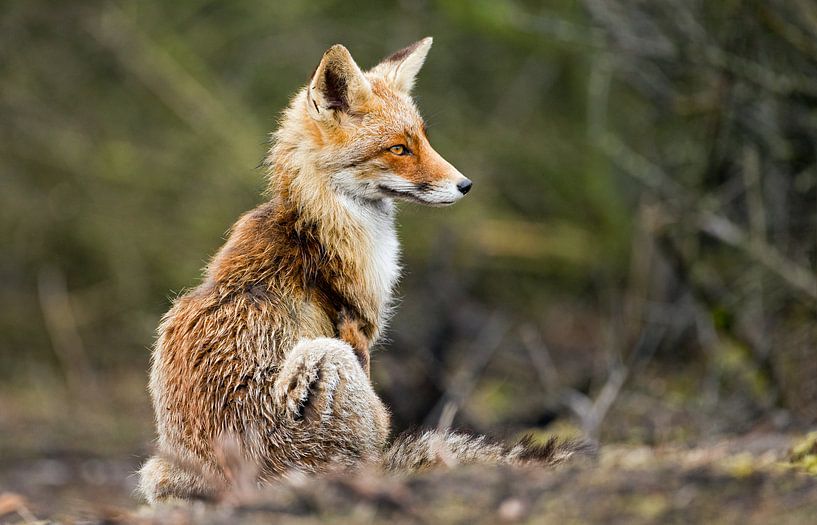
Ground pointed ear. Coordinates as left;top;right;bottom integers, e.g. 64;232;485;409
372;37;433;93
307;44;372;121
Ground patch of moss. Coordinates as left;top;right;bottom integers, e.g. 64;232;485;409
790;432;817;475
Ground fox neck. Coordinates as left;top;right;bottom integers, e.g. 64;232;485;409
268;110;402;333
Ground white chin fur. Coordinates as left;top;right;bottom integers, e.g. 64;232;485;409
333;170;464;206
420;182;464;205
377;177;463;207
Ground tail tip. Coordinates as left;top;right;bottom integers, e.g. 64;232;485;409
513;434;597;466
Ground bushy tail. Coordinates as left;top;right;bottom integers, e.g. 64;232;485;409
382;429;593;473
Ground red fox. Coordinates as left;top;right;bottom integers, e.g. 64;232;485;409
139;38;583;504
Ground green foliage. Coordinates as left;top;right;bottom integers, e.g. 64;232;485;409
0;0;609;368
1;0;815;440
791;432;817;475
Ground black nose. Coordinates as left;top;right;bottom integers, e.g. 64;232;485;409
457;179;473;195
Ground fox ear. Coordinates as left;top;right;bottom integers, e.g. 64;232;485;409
372;37;433;93
307;44;372;121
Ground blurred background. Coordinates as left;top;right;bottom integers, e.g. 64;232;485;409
1;0;816;514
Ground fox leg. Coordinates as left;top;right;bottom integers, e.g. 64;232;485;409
270;337;390;470
138;454;221;504
337;317;371;376
141;337;391;504
336;307;372;377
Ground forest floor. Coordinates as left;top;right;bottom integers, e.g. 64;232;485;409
1;430;816;524
2;369;817;524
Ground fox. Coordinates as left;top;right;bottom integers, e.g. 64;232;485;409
139;37;585;504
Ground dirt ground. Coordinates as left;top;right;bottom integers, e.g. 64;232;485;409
1;431;816;524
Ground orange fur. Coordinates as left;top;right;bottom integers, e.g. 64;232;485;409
138;38;589;505
139;38;472;503
337;306;371;376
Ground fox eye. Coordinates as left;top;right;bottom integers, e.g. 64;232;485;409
389;144;410;156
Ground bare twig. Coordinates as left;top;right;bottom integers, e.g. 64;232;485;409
522;312;668;442
0;493;38;524
37;266;99;399
741;146;770;359
576;323;668;441
600;132;817;301
424;313;509;428
696;210;817;301
519;324;560;393
436;401;458;433
83;5;263;168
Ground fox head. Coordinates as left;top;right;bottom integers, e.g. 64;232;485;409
272;38;472;207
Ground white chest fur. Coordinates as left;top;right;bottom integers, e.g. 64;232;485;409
339;195;402;316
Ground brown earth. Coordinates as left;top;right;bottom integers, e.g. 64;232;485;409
1;432;816;525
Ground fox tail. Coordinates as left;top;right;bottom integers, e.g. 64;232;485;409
382;429;594;472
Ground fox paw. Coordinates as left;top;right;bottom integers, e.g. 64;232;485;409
273;337;361;423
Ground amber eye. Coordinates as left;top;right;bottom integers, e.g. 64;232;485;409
389;144;409;156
